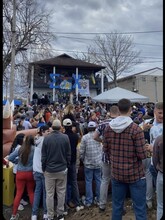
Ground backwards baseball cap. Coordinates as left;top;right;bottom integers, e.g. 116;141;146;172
88;121;96;128
52;119;61;127
63;118;72;126
38;125;50;133
52;111;56;115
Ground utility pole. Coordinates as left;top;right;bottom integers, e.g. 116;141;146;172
101;69;104;93
154;76;158;102
9;0;16;102
76;67;79;101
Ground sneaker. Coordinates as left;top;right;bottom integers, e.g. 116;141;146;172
57;215;64;220
82;201;91;207
63;210;68;216
81;195;85;202
82;202;92;207
94;197;99;206
68;201;76;208
63;208;68;215
31;215;37;220
10;214;19;220
122;208;126;216
63;206;68;216
43;214;48;220
81;196;91;207
20;199;28;206
18;204;24;211
76;205;84;212
146;201;153;209
99;207;105;212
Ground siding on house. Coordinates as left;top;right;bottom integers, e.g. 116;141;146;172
108;67;163;103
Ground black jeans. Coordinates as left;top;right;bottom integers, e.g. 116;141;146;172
149;164;157;188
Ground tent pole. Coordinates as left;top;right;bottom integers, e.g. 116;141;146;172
101;69;104;93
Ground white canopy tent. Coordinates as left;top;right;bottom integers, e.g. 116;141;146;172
92;87;149;103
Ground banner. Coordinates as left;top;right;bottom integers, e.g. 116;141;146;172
49;74;90;96
60;79;72;90
78;79;90;97
49;73;72;91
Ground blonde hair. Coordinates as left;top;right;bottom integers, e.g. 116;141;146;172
64;104;74;115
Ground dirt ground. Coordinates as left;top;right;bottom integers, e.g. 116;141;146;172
3;195;157;220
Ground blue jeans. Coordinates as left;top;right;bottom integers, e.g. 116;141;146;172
66;163;81;206
111;177;147;220
32;172;47;215
143;158;154;203
84;167;101;205
99;162;111;209
156;171;163;220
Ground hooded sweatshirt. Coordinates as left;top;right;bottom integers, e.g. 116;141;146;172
109;116;133;133
33;136;44;173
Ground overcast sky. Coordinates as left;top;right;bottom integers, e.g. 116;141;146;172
43;0;163;75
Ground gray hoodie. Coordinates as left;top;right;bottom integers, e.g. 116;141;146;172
109;116;133;133
33;136;44;173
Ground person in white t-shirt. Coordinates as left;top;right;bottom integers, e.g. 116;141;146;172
20;115;32;129
143;102;163;209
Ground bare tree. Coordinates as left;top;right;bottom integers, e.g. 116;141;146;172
73;46;99;64
87;32;141;87
3;0;56;79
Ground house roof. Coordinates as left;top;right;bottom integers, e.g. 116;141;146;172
29;53;105;71
109;67;163;83
134;67;163;76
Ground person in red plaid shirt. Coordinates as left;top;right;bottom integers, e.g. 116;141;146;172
93;105;120;212
103;98;148;220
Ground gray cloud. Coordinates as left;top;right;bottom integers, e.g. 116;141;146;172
43;0;163;73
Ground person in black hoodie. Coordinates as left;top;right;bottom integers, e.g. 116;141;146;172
63;118;84;212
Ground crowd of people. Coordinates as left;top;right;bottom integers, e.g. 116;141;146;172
3;97;163;220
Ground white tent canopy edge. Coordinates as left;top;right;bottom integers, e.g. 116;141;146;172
92;87;149;103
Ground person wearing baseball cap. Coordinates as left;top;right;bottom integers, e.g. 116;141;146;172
32;125;50;220
80;120;102;207
63;118;72;127
63;118;84;212
41;119;71;220
88;121;97;128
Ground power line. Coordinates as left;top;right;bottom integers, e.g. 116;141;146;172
56;35;162;47
3;30;162;35
38;30;163;35
29;47;162;60
3;30;162;47
3;30;162;49
134;43;162;47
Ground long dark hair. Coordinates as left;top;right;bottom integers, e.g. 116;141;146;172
10;133;25;154
19;135;35;166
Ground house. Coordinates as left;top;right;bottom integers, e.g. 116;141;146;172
108;67;163;103
28;53;107;103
